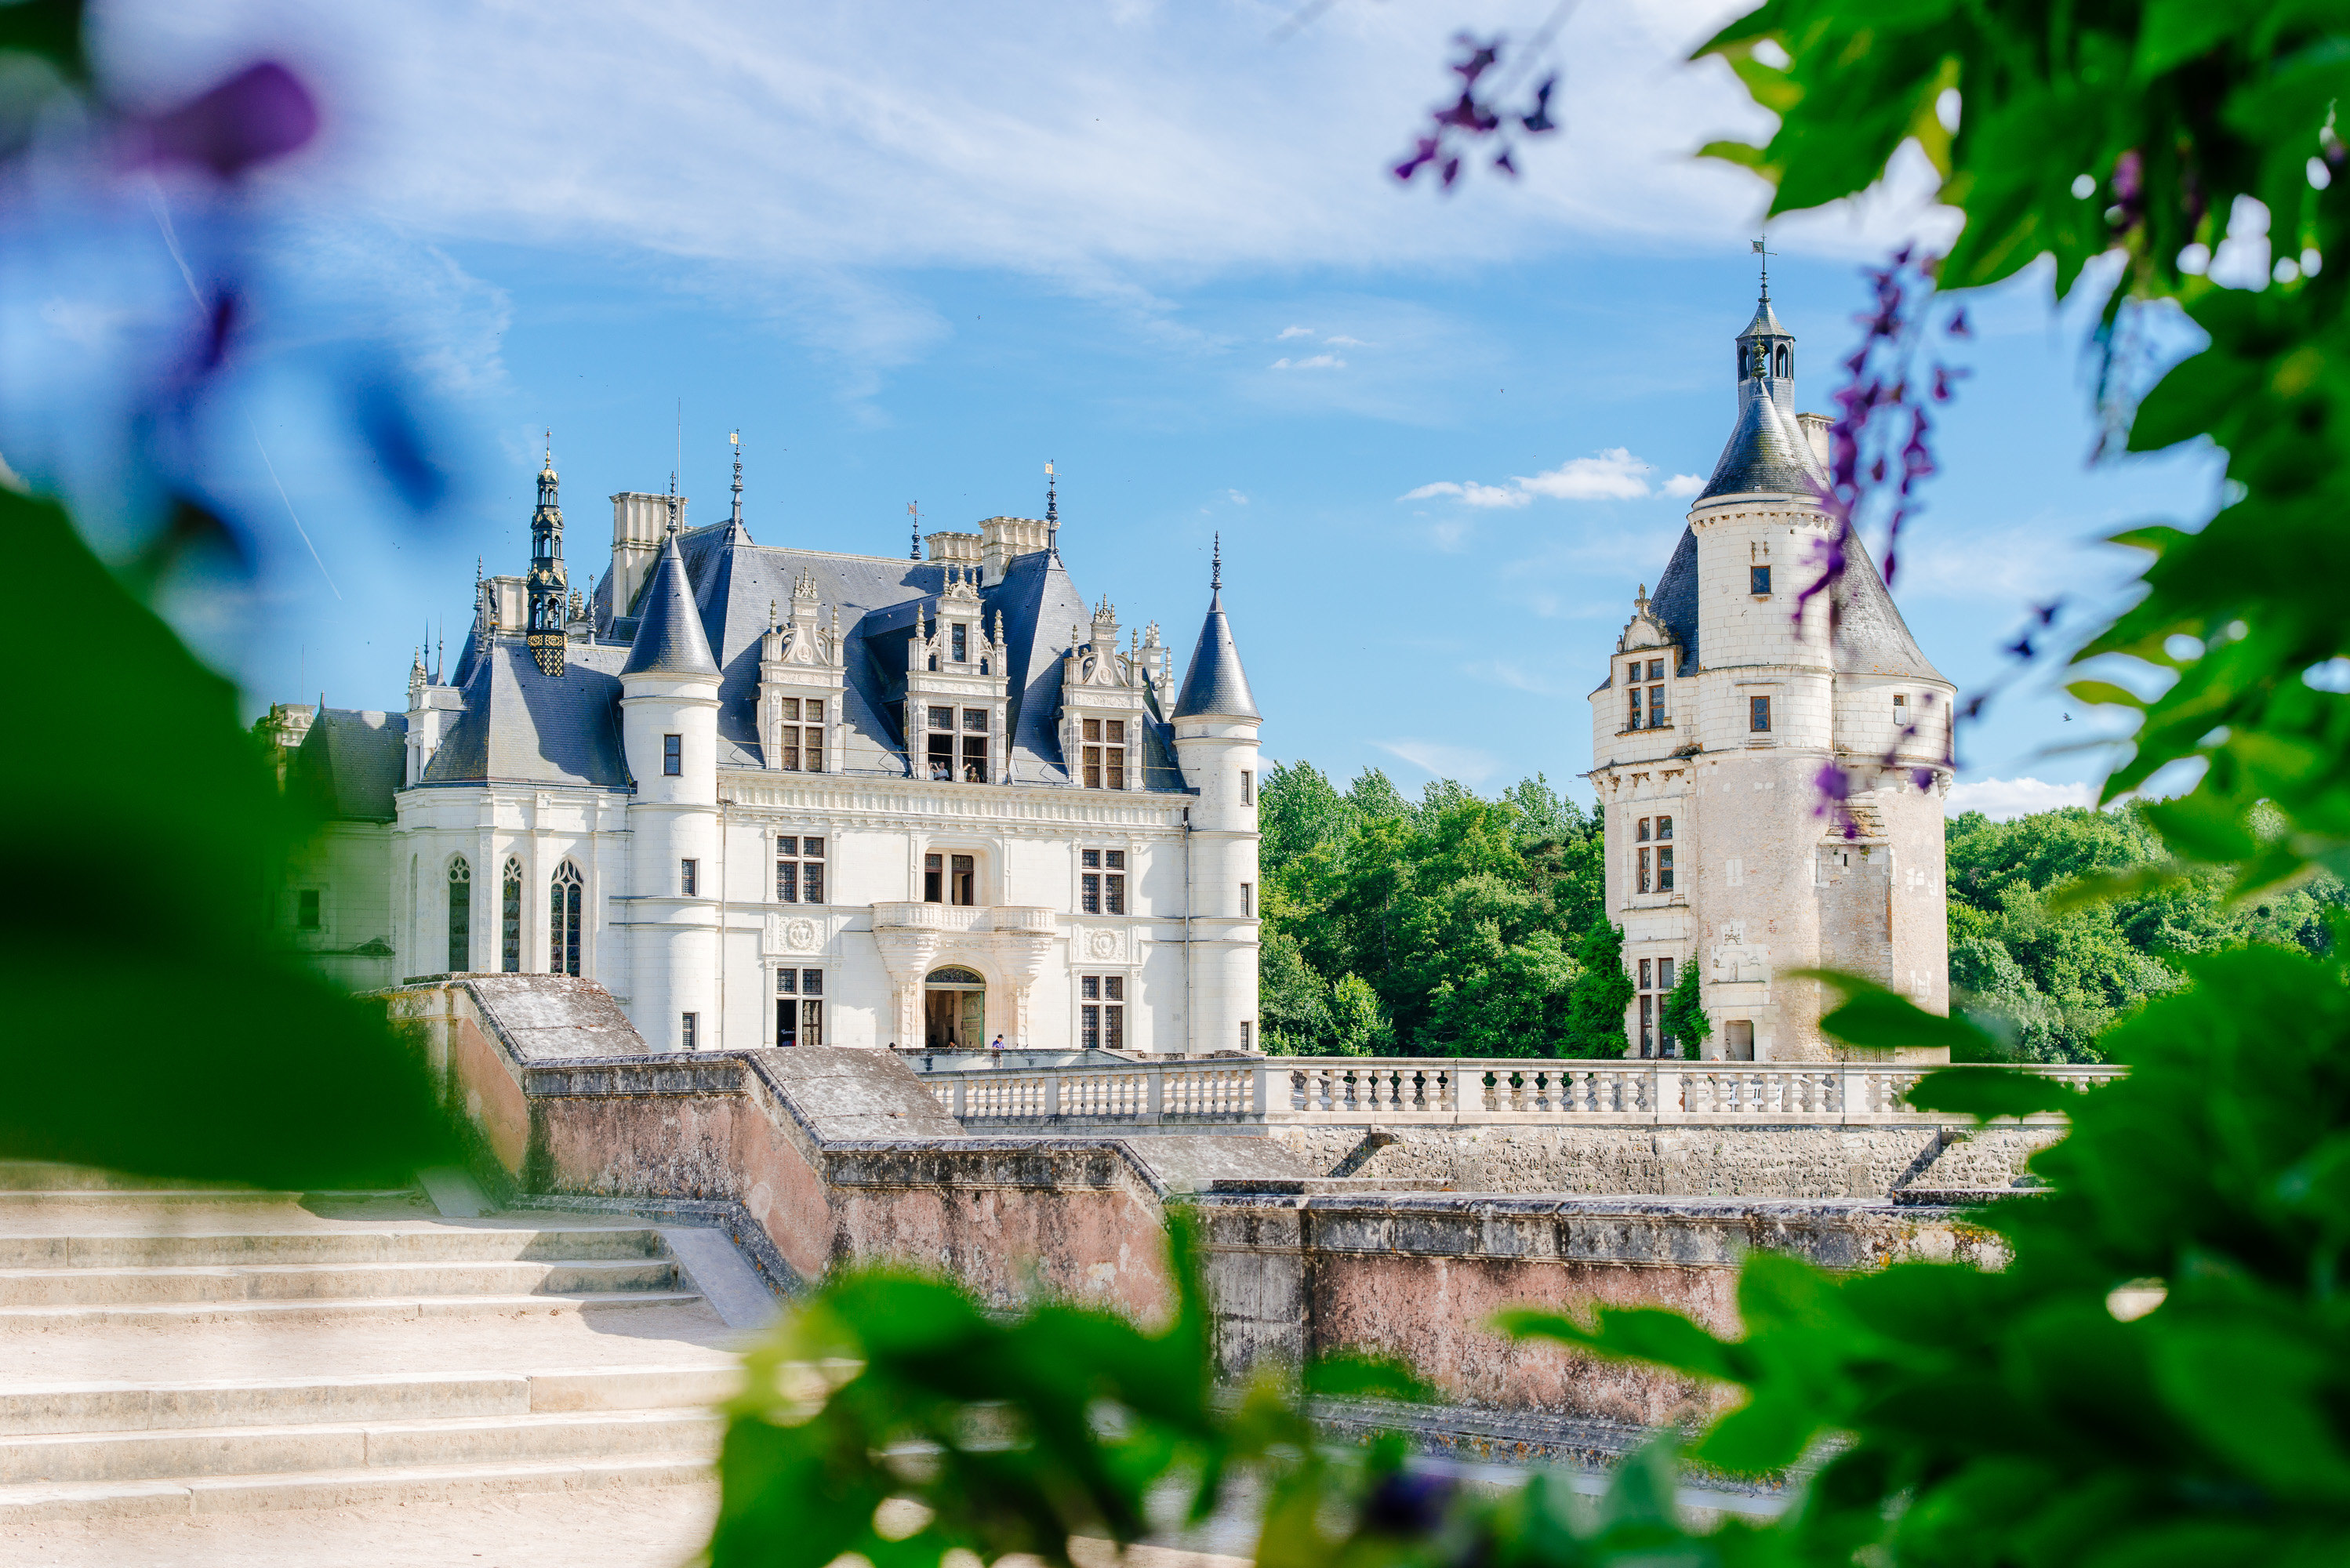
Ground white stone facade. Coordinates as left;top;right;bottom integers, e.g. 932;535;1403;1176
276;463;1262;1057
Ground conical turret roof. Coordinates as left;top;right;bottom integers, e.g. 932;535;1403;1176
1172;586;1257;720
620;533;719;677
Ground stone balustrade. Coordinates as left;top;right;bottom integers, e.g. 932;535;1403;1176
869;902;1058;934
916;1054;2123;1127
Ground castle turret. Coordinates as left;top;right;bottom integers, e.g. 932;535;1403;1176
619;531;721;1051
1589;274;1954;1065
1170;536;1262;1054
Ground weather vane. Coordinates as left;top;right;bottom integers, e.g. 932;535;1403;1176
908;500;921;561
1752;234;1774;299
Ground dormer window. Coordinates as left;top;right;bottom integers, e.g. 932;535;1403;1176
1624;659;1666;729
776;698;825;771
951;623;968;662
1081;719;1126;789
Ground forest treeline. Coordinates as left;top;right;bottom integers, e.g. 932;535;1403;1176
1257;762;2348;1062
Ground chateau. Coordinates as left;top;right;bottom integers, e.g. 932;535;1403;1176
268;452;1262;1054
1590;284;1955;1062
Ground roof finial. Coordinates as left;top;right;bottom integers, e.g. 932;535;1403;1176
907;501;921;561
665;470;679;535
1044;459;1059;558
729;430;743;527
1751;234;1774;303
1211;532;1222;592
541;427;554;472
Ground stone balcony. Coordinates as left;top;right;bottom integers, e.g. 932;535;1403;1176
870;902;1058;935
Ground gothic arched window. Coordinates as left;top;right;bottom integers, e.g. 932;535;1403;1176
549;861;583;977
501;857;524;972
446;857;471;974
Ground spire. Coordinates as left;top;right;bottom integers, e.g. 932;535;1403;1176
908;501;921;561
1697;260;1822;502
1044;459;1059;559
620;532;719;677
1211;532;1221;591
728;430;743;528
1171;544;1258;720
527;433;568;676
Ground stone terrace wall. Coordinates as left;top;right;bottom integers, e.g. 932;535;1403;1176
1269;1123;2058;1198
1201;1192;2007;1428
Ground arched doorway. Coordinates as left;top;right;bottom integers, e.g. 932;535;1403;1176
924;965;986;1049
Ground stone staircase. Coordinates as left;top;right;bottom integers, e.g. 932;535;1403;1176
0;1164;754;1522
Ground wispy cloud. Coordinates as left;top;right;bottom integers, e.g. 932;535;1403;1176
1662;473;1706;498
1272;353;1346;371
1462;658;1584;698
1945;776;2095;819
1276;325;1314;339
1404;447;1672;508
1324;334;1368;347
1376;738;1501;782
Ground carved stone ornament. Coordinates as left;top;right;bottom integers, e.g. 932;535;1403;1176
764;913;827;957
785;917;819;953
1088;928;1120;960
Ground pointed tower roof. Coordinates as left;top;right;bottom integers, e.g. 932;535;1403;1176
1171;536;1258;720
620;533;719;677
1698;274;1826;502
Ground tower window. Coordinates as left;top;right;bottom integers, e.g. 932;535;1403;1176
681;1012;698;1051
1081;975;1125;1051
1634;956;1681;1058
1081;717;1127;790
446;857;471;974
1774;344;1790;378
1240;769;1255;805
1751;695;1772;733
663;734;681;776
1894;692;1909;726
1637;845;1651;894
1628;686;1643;731
501;857;523;973
1752;565;1772;595
1081;848;1126;915
296;889;321;931
1240;882;1255;917
680;858;698;898
775;697;826;772
775;834;825;904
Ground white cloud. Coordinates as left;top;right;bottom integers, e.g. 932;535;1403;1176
1324;334;1368;347
1945;777;2097;820
1662;473;1706;498
1276;325;1314;339
1516;447;1654;501
1405;447;1668;507
97;0;1952;310
1463;658;1582;698
1376;738;1500;782
1225;488;1248;505
1271;354;1346;370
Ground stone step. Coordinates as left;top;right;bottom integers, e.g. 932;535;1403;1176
0;1290;706;1332
0;1226;670;1269
0;1405;720;1486
0;1258;680;1308
0;1364;743;1437
0;1450;711;1521
0;1163;416;1198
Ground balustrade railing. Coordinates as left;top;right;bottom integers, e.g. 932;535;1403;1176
917;1054;2122;1127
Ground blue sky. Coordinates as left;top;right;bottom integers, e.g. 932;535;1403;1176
35;0;2231;815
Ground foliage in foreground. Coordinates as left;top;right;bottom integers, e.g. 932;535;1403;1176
2;490;460;1189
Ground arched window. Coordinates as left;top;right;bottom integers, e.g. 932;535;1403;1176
1774;343;1791;379
446;857;471;974
501;857;523;973
549;861;583;977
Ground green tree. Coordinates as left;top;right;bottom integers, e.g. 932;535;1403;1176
1658;958;1710;1053
1324;974;1394;1057
1564;920;1634;1058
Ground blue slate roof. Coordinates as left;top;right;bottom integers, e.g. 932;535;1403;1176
415;522;1197;793
289;709;409;821
621;534;719;677
1171;588;1258;720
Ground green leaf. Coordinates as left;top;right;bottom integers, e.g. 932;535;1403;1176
1797;968;2004;1056
1905;1065;2082;1121
1302;1351;1431;1403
